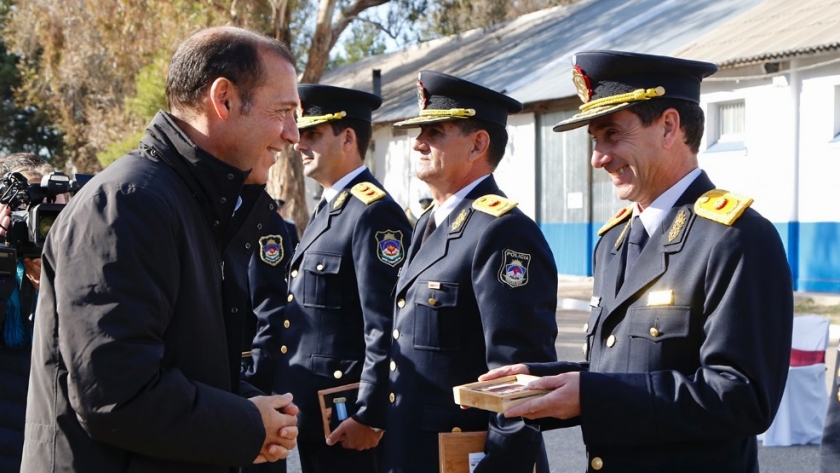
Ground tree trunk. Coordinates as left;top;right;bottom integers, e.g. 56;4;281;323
267;145;309;240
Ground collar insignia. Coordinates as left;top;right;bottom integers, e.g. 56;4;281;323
332;191;348;210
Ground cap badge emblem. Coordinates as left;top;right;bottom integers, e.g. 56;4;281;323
572;66;593;103
417;79;429;110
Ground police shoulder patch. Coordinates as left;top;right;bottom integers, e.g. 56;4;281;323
598;205;633;235
498;249;531;288
473;195;517;217
694;189;753;226
258;234;284;266
375;230;405;266
351;182;386;205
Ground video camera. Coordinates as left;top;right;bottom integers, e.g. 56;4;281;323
0;171;91;276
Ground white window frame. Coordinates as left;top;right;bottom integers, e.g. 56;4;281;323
706;99;746;153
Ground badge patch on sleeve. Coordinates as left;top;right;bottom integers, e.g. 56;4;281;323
376;230;405;266
258;234;284;266
499;249;531;288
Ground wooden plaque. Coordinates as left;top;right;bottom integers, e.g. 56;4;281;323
316;382;360;438
438;430;486;473
452;375;548;413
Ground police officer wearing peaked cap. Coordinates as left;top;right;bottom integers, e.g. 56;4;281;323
382;71;559;473
247;83;412;473
482;51;793;473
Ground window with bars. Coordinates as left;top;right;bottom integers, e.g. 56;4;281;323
706;99;746;153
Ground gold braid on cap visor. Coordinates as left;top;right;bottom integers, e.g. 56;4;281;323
419;108;476;117
296;110;347;127
579;86;666;112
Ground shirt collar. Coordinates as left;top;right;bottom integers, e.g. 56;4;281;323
322;165;367;203
431;174;491;226
635;167;702;236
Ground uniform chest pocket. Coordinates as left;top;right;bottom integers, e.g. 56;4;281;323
300;252;342;309
413;281;459;351
627;306;692;369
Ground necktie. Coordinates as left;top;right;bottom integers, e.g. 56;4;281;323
623;216;648;285
312;198;326;218
421;213;437;244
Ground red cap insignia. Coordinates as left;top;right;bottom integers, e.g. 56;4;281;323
572;66;593;103
417;79;428;110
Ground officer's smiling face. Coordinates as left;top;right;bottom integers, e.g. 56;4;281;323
296;122;345;185
413;121;476;188
588;108;675;209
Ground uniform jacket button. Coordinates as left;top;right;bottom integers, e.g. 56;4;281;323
591;457;604;470
287;294;294;302
393;329;400;339
649;327;660;337
428;298;436;306
283;320;290;328
291;269;298;278
280;345;288;354
316;263;324;271
390;361;396;371
389;393;395;403
606;335;616;347
333;370;343;379
583;323;589;332
397;299;405;308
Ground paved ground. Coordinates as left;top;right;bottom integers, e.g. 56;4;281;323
284;278;835;472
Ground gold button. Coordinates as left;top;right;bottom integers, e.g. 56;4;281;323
606;335;616;348
389;393;395;403
316;263;324;271
390;361;396;371
583;323;589;332
287;294;294;302
280;345;288;354
333;370;343;379
591;457;603;470
397;299;405;308
283;320;290;329
291;269;298;278
428;298;436;306
649;327;660;337
393;329;400;339
451;427;462;433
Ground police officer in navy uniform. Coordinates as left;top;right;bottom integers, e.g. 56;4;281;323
249;84;411;473
382;71;559;473
482;51;793;473
821;348;840;472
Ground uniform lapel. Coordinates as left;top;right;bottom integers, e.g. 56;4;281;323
397;176;499;293
605;170;716;312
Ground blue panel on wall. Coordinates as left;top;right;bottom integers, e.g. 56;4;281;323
797;221;840;293
539;222;592;276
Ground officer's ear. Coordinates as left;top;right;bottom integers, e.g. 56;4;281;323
660;108;681;150
467;129;490;163
341;127;357;153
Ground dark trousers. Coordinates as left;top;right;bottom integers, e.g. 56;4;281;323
298;438;380;473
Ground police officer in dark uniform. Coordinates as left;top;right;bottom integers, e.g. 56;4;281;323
382;71;559;473
821;348;840;472
249;84;411;473
483;51;793;473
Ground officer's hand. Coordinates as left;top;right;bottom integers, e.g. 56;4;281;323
0;204;10;238
250;393;299;463
503;372;580;420
23;257;41;291
326;417;383;450
477;363;530;382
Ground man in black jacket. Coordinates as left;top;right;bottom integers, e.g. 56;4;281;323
482;51;793;473
22;26;300;473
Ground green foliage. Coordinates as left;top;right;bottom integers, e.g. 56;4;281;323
330;20;388;69
97;130;145;168
126;56;168;119
0;0;64;161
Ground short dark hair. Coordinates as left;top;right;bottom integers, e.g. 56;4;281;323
328;119;373;159
165;27;295;115
451;118;508;169
0;152;48;176
628;99;705;154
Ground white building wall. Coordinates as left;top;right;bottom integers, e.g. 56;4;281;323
798;64;840;223
494;112;537;219
699;79;796;222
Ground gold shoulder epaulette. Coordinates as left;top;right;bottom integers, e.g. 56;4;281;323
350;182;386;205
694;189;753;226
472;195;518;217
598;205;633;235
